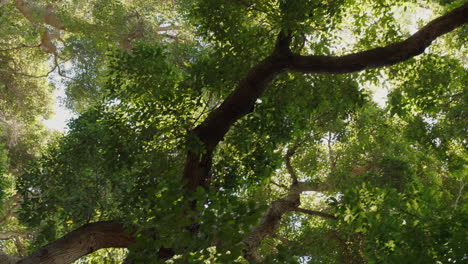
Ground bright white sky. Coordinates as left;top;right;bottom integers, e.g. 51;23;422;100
43;73;76;132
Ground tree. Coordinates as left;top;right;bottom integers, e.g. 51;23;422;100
1;0;467;263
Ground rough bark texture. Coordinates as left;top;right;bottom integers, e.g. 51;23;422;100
17;221;135;264
14;0;66;30
0;231;27;240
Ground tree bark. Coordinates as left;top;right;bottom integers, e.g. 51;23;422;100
17;221;134;264
14;0;66;30
182;53;289;190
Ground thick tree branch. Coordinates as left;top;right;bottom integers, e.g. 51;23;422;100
183;33;290;190
13;1;175;52
40;30;58;53
120;15;145;51
14;0;66;30
287;3;468;74
193;33;290;150
12;0;66;53
271;180;289;190
17;221;135;264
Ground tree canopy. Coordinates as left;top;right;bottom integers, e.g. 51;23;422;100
0;0;467;263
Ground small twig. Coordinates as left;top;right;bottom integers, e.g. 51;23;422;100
6;60;56;78
190;102;210;129
156;25;181;31
53;52;73;80
294;207;337;220
271;233;292;245
327;132;337;169
6;51;70;79
270;180;288;190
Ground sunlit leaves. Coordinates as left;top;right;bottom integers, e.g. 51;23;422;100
334;183;467;263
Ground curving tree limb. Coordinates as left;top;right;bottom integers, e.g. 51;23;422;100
287;3;468;74
14;0;66;30
17;221;135;264
183;2;468;192
294;208;337;220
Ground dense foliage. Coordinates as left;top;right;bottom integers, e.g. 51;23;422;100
1;0;466;263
